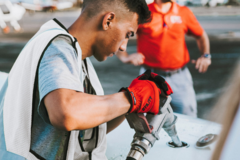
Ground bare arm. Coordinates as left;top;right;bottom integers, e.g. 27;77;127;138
195;31;210;55
107;115;125;134
44;88;130;131
116;50;145;66
191;31;211;73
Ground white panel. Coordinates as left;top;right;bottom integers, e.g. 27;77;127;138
106;114;221;160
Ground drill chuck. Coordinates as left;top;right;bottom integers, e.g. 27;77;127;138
126;146;144;160
126;157;138;160
126;138;151;160
126;96;184;160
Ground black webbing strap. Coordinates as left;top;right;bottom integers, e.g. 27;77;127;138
84;59;88;75
79;59;99;159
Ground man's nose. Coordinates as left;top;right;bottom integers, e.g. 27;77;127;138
119;39;128;51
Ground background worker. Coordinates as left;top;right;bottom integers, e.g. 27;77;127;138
117;0;211;117
0;0;174;160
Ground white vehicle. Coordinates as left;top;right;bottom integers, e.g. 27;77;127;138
0;0;25;33
146;0;227;7
146;0;154;4
187;0;228;6
16;0;74;12
106;113;220;160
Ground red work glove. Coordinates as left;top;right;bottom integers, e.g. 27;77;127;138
119;78;161;115
138;69;173;96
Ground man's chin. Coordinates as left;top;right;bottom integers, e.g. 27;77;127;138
93;55;107;62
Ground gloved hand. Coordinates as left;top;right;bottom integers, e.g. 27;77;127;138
119;77;161;115
138;69;173;96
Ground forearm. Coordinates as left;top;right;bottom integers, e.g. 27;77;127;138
44;89;130;131
70;92;130;130
192;31;211;73
116;50;145;66
196;31;210;55
107;115;125;134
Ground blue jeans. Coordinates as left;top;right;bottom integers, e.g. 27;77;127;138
140;66;197;117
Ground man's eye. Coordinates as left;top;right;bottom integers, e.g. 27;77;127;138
126;33;131;38
126;32;133;39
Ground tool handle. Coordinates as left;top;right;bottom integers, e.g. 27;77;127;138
125;96;172;134
125;113;153;133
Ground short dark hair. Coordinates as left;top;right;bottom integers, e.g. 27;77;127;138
82;0;151;24
123;0;152;24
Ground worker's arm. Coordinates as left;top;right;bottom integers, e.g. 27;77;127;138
107;115;125;134
44;89;130;131
192;31;211;73
44;73;162;132
116;50;145;66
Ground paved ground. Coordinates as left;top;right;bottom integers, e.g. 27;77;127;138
0;6;240;120
189;5;240;16
1;6;240;42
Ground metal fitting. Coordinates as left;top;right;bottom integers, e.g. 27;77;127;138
131;137;152;154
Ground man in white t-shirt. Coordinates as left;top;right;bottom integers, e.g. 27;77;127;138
0;0;174;159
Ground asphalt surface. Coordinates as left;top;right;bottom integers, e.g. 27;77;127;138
0;7;240;120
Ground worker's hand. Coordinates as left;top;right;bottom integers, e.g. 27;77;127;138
191;56;211;73
138;69;173;96
125;53;145;66
2;26;10;34
119;77;160;115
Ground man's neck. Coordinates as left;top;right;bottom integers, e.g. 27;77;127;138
68;16;96;60
155;1;173;14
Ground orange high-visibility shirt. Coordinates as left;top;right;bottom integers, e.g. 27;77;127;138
137;2;204;70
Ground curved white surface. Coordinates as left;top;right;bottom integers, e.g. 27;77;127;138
106;114;221;160
0;72;8;89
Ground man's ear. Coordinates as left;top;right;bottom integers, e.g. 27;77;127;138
102;12;115;30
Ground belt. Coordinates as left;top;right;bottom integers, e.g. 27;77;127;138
152;66;186;77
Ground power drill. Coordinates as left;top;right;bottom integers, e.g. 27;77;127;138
125;96;182;160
